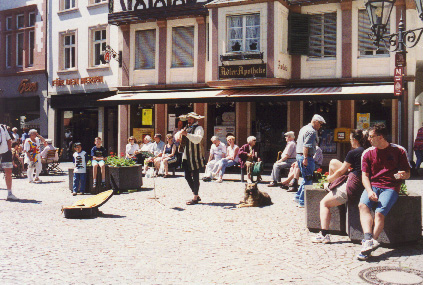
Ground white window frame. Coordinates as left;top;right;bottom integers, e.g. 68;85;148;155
29;30;35;66
61;32;77;70
308;12;337;58
227;13;260;53
16;14;25;29
91;0;107;3
28;12;36;27
6;17;12;30
16;32;24;67
6;34;12;68
62;0;77;11
358;9;390;57
90;27;108;67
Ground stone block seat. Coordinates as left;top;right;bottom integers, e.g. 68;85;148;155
305;186;422;245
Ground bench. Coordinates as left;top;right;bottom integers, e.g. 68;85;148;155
305;186;422;245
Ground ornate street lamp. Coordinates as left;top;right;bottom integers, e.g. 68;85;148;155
365;0;395;47
365;0;423;146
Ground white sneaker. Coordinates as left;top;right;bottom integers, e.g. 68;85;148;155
6;193;18;201
216;178;223;183
371;238;380;251
33;179;42;183
360;239;374;255
311;232;331;244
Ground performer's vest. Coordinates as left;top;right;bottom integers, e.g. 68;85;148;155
180;124;204;171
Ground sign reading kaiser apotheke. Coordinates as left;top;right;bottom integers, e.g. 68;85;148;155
219;64;266;79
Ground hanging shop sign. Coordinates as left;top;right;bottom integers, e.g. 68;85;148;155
52;76;104;87
219;64;266;79
18;79;38;94
394;67;404;96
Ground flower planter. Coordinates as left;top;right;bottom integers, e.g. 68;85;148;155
68;165;142;194
107;165;143;193
305;186;347;235
347;193;422;245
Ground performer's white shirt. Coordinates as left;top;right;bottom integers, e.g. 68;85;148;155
182;123;204;160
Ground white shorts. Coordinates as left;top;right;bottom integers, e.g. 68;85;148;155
330;180;348;204
92;160;105;167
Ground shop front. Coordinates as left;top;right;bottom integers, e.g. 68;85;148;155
51;91;117;161
0;73;47;135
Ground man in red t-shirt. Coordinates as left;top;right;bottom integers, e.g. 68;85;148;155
357;124;411;260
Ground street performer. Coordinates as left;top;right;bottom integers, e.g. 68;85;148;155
175;112;205;205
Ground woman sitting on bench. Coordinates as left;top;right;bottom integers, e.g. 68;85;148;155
213;135;240;183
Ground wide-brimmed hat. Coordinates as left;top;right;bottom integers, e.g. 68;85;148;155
180;112;204;120
45;139;53;144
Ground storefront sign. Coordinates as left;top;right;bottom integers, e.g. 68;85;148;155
18;79;38;93
357;113;370;130
219;64;266;79
395;52;406;67
394;67;404;96
168;114;176;132
52;76;104;87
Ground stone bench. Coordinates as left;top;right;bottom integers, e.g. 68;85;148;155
305;186;422;245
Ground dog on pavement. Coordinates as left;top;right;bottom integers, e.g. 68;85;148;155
237;182;272;208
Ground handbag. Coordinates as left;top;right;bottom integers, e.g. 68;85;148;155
252;161;264;176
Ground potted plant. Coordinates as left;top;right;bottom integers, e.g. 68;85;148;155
105;152;143;194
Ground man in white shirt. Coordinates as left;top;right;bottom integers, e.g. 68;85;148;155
203;136;226;181
176;112;205;205
268;131;297;187
40;139;58;174
0;124;17;200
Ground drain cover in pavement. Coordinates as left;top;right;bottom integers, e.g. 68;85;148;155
359;266;423;285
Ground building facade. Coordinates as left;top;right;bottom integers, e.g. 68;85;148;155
48;0;120;159
0;0;48;136
102;0;421;164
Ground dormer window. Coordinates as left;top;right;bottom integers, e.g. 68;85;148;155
227;14;260;53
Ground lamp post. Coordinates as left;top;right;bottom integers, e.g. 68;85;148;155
365;0;423;146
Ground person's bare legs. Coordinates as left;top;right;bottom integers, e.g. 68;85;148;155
4;168;12;190
359;203;374;235
93;164;98;180
329;159;343;176
281;164;295;185
320;192;343;229
163;159;169;175
373;212;385;240
100;164;106;181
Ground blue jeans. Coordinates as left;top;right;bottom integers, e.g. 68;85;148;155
218;158;238;177
359;186;399;216
415;149;423;169
73;173;87;193
295;154;315;206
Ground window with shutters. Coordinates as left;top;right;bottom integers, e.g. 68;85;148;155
227;14;260;53
135;29;156;69
358;10;389;56
309;13;337;58
288;13;309;55
172;26;194;68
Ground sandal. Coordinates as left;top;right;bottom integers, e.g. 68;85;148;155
186;199;199;205
163;174;169;178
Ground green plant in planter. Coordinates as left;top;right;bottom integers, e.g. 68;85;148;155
399;183;408;196
106;152;136;167
313;168;329;189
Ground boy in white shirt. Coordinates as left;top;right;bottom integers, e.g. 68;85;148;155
72;142;87;196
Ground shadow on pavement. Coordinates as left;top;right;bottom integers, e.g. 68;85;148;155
8;199;42;204
99;213;126;219
170;207;185;211
202;202;237;208
37;181;66;184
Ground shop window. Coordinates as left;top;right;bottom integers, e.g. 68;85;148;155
309;13;337;58
167;103;193;135
227;14;260;53
92;28;107;66
358;10;390;57
253;102;288;163
17;14;25;29
29;12;36;27
207;103;236;149
303;101;337;154
171;26;194;68
62;32;76;70
355;99;392;138
6;34;12;68
29;31;35;66
130;104;155;142
6;17;12;30
135;29;156;69
16;33;24;67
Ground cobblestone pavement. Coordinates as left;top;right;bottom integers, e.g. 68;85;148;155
1;163;422;284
